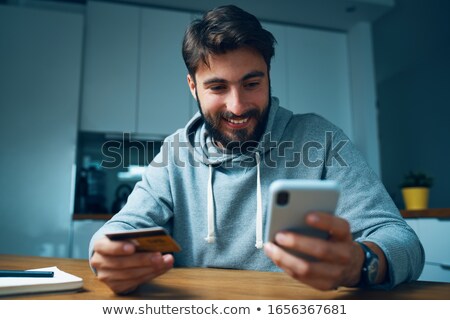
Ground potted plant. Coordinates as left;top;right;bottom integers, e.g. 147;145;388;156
400;171;433;210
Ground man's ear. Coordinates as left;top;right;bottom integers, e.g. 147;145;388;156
187;74;197;100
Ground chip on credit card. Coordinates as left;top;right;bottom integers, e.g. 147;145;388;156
105;227;181;253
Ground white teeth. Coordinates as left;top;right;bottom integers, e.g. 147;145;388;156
227;118;248;124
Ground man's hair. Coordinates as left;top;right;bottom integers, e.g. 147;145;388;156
182;5;276;77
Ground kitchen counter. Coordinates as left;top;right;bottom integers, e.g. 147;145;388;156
73;209;450;221
73;208;450;221
400;208;450;219
73;213;113;220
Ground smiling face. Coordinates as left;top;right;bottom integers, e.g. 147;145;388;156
187;47;270;150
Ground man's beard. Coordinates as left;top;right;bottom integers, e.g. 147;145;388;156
196;92;271;153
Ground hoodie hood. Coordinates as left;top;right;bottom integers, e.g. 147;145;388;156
184;96;293;249
186;96;293;166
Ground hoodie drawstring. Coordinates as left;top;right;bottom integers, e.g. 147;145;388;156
205;164;216;243
255;153;263;249
205;153;264;249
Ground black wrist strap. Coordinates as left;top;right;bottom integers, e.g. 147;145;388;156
357;241;379;287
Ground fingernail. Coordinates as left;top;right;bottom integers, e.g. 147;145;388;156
264;242;274;254
275;233;287;244
163;255;174;267
307;213;320;224
150;254;162;264
123;244;134;253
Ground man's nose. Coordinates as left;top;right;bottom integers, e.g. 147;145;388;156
226;87;247;116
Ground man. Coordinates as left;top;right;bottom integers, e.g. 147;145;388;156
89;5;424;294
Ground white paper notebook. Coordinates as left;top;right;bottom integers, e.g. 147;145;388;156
0;266;83;296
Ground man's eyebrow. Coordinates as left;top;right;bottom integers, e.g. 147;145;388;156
203;71;265;86
242;71;265;81
203;77;227;86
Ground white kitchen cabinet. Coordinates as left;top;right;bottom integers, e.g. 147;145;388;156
80;2;370;155
405;218;450;282
264;22;378;174
261;22;288;108
138;8;192;136
81;1;192;136
417;219;450;265
187;13;203;118
286;26;353;139
260;22;354;141
70;220;107;259
420;263;450;283
81;1;140;133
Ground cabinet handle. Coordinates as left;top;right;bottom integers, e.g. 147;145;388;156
440;264;450;271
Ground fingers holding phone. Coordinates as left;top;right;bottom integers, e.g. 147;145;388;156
264;237;357;291
263;180;360;290
264;179;340;260
264;210;363;290
273;214;352;264
305;211;352;242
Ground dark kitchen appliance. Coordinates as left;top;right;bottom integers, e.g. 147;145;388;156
75;157;107;214
111;184;133;214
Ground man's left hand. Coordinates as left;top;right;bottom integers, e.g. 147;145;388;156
264;212;364;291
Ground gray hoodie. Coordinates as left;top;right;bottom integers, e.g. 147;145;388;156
90;97;424;288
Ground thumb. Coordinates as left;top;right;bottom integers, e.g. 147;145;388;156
93;236;136;256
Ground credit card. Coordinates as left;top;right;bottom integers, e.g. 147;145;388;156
105;227;181;253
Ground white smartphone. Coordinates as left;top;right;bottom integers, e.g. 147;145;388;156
265;179;340;261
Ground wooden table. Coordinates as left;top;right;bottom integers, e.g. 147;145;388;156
1;255;449;300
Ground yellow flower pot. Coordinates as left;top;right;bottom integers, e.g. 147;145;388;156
402;187;429;210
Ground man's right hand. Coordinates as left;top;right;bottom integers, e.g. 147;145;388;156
90;236;174;294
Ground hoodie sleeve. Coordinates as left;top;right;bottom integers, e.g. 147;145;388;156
88;141;174;259
323;128;425;289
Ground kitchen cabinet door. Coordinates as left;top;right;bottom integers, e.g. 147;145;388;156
137;8;192;136
416;218;450;265
261;22;288;109
71;220;106;259
285;26;353;139
81;1;140;133
420;263;450;283
405;218;450;282
188;13;203;119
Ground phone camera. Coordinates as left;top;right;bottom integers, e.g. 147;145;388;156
276;191;289;206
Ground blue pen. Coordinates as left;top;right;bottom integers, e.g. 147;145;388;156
0;270;54;278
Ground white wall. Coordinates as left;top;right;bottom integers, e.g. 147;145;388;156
0;5;83;257
348;22;381;176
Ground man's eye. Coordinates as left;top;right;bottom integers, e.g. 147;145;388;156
244;82;260;88
210;85;226;91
